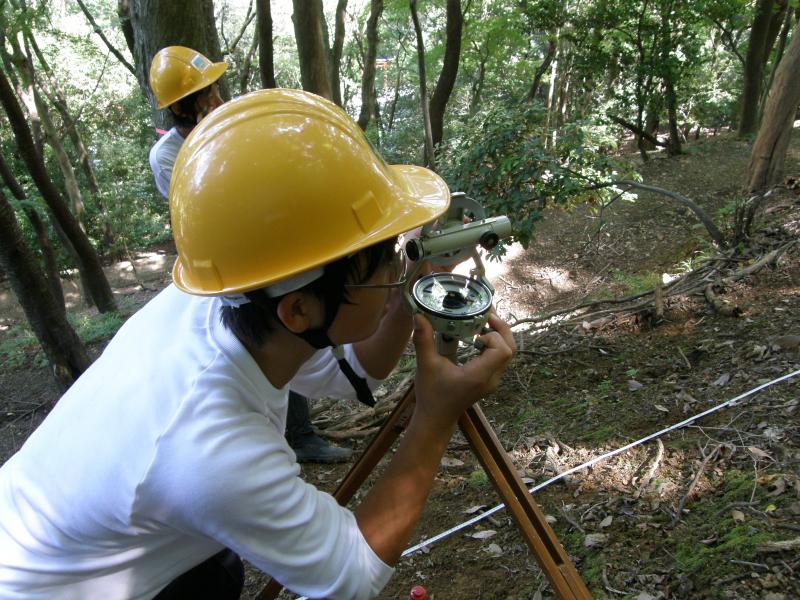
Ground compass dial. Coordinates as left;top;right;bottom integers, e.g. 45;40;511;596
411;273;493;319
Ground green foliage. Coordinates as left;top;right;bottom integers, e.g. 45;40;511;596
468;469;490;488
0;326;38;369
440;103;628;247
671;468;784;585
0;311;123;370
611;270;660;294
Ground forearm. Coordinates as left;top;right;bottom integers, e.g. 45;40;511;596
355;411;456;564
353;292;413;379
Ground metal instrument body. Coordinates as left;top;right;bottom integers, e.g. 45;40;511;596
403;193;513;344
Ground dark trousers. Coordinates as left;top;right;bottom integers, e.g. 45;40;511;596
286;390;314;442
154;549;244;600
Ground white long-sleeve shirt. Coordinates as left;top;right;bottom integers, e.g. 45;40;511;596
0;285;392;599
148;127;184;199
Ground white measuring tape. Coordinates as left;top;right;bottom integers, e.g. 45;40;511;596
401;367;800;557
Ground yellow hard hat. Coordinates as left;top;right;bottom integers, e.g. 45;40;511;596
149;46;227;109
170;89;451;296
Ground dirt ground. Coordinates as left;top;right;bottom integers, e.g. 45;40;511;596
1;131;799;599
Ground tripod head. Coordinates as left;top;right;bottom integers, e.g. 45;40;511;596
403;193;512;353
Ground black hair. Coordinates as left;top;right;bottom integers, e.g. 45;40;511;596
220;238;396;348
169;88;206;129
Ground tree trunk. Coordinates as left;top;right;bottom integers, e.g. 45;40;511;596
256;0;277;88
357;0;383;131
330;0;348;107
292;0;333;100
0;65;117;313
739;0;776;136
24;30;101;195
524;37;556;104
747;21;800;191
428;0;463;149
33;88;86;225
117;0;136;58
468;43;488;115
128;0;228;130
664;78;682;155
0;152;64;310
0;187;90;391
760;4;795;117
763;0;788;69
410;0;435;170
238;27;259;93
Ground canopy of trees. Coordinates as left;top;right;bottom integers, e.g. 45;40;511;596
1;0;798;386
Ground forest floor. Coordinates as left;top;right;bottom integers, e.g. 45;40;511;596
1;131;799;600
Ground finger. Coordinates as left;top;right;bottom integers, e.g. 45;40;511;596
485;314;516;353
411;314;438;368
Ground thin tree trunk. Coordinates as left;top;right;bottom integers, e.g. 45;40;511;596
357;0;383;131
330;0;348;107
223;2;255;54
76;0;136;75
292;0;333;100
256;0;277;88
739;0;776;136
524;37;556;104
428;0;463;149
410;0;435;170
0;152;64;310
468;43;488;115
25;31;100;195
544;30;560;148
117;0;136;58
33;88;86;226
239;27;259;93
664;79;682;155
0;187;90;391
747;22;800;191
760;5;794;118
0;65;116;313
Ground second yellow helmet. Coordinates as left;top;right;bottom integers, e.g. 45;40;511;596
149;46;227;109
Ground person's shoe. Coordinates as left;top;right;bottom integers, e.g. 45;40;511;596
290;432;353;464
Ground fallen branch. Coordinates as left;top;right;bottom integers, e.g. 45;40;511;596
318;426;380;440
613;180;727;248
704;283;742;317
671;444;721;528
756;538;800;553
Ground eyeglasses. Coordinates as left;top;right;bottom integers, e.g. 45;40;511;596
344;249;409;289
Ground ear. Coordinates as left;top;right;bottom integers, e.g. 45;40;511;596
274;292;321;334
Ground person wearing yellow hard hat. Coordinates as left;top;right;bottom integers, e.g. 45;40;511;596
148;46;350;464
0;89;515;599
148;46;227;199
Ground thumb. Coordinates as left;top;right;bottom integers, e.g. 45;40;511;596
412;314;437;366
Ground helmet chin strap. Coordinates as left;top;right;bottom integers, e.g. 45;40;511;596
243;289;376;407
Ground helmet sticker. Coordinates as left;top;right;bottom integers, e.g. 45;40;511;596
191;54;209;70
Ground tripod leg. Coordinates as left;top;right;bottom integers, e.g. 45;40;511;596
257;385;417;600
459;405;593;600
333;385;416;503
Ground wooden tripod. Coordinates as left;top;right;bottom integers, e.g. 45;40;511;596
259;337;592;600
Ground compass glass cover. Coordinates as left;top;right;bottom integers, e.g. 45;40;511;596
412;273;492;318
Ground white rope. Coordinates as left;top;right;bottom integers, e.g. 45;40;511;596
401;367;800;558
